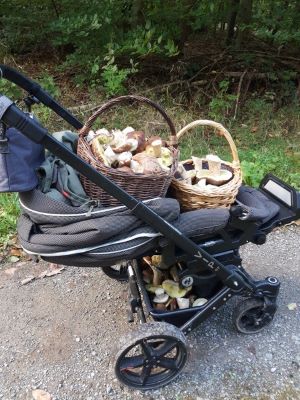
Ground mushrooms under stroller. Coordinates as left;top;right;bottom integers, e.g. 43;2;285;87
0;65;299;390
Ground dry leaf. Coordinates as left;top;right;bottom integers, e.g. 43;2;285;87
287;303;297;311
46;267;65;276
9;248;23;257
8;256;20;263
4;267;17;276
32;389;52;400
38;270;49;279
21;276;35;285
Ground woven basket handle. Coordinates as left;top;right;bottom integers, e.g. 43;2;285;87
176;119;240;165
79;95;177;144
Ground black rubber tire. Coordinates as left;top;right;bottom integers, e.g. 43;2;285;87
114;322;188;390
102;264;128;281
233;298;276;334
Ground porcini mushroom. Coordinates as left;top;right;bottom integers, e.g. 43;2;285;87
132;153;163;175
193;156;232;186
95;128;113;144
192;298;208;307
162;280;191;298
143;256;162;285
145;137;162;158
117;151;132;167
153;288;169;304
176;297;190;309
126;131;146;153
91;137;110;166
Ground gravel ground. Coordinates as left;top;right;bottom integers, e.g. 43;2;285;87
0;226;299;400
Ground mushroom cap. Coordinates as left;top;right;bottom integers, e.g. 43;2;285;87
192;298;208;307
162;280;191;298
153;293;169;304
176;297;190;309
145;284;163;294
126;131;146;153
196;169;232;186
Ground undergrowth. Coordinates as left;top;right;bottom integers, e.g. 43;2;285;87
0;82;299;248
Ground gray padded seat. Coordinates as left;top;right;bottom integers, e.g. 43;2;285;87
18;190;230;267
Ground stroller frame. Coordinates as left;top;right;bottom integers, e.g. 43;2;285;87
1;65;299;390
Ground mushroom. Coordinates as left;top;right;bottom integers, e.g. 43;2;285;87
143;256;162;285
153;288;169;304
145;284;163;293
162;280;191;298
104;146;118;165
192;298;208;307
130;159;144;174
91;137;110;166
95;128;113;144
126;131;146;153
86;129;96;143
132;153;163;175
176;297;190;309
117;151;132;167
193;156;233;186
122;126;135;135
145;137;162;158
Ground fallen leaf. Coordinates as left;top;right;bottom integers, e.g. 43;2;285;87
32;389;52;400
287;303;297;311
9;248;23;257
8;256;20;263
21;276;35;285
38;270;48;279
4;267;17;276
45;266;64;277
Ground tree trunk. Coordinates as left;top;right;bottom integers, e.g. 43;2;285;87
226;0;240;46
236;0;252;48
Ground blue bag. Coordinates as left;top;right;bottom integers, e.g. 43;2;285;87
0;122;45;192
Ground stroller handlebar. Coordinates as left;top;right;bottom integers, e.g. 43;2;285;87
0;64;83;130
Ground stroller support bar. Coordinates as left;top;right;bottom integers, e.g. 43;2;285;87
1;98;253;292
0;65;82;129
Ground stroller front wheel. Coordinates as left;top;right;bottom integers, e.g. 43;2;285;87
233;298;276;334
114;322;188;390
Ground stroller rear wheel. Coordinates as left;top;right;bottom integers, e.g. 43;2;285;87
102;264;128;281
233;298;276;334
114;322;187;390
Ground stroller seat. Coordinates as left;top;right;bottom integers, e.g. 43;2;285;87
18;189;230;267
17;186;279;267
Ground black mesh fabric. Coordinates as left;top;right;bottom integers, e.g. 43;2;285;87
236;186;280;223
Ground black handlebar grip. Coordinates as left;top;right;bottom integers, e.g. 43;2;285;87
1;100;47;144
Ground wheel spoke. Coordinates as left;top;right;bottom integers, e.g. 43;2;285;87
140;340;153;358
155;340;178;357
140;365;152;385
158;357;178;370
120;355;145;370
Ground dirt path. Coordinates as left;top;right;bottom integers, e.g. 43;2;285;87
0;226;299;400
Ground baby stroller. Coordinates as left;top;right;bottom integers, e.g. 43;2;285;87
0;65;299;390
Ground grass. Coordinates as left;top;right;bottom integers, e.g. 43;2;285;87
0;89;299;248
0;193;20;248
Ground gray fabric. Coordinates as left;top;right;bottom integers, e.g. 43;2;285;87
236;186;280;223
37;130;90;207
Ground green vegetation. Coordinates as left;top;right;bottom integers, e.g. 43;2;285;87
0;0;299;246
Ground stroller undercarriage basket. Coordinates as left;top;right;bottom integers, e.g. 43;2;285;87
0;64;299;391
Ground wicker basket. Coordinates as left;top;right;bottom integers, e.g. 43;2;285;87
77;95;178;206
171;119;242;210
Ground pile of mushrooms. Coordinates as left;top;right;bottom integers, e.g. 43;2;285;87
142;256;208;311
175;154;233;188
87;127;173;175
